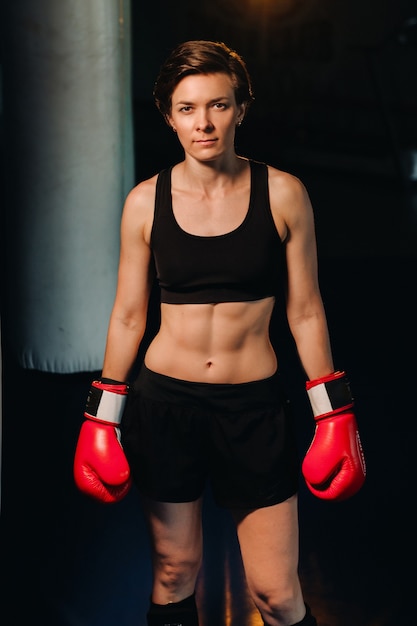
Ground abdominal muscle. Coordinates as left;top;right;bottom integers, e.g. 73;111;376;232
144;296;278;383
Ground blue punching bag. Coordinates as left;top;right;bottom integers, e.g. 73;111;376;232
2;0;134;373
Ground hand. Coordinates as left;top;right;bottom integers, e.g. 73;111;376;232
74;381;131;503
302;371;366;501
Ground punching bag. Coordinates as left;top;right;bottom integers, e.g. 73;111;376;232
2;0;134;373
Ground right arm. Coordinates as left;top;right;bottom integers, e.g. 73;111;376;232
73;177;157;503
101;176;157;382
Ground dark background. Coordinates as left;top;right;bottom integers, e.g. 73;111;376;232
1;1;417;625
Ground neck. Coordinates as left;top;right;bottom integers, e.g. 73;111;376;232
178;155;248;190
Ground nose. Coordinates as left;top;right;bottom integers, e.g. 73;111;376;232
196;109;213;132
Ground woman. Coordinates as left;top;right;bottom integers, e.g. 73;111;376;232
74;40;365;626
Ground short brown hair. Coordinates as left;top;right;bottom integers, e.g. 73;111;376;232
153;40;254;120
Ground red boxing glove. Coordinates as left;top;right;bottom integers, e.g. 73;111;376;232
302;371;366;501
74;380;131;503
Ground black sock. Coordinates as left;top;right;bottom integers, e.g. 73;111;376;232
147;593;199;626
263;603;318;626
291;603;318;626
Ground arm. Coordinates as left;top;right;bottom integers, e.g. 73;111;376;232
74;177;157;503
101;177;157;382
270;168;366;500
269;169;333;380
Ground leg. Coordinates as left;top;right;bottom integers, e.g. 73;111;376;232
143;496;203;604
264;604;318;626
231;494;308;626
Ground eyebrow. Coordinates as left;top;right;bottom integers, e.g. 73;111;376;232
173;96;231;107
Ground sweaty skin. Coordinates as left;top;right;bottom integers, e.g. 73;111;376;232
102;74;333;387
102;156;332;386
146;296;277;383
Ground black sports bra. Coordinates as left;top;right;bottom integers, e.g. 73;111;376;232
150;159;285;304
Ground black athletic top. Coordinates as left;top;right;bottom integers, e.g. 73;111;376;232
150;159;285;304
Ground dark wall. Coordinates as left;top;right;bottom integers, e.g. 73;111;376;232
131;0;417;182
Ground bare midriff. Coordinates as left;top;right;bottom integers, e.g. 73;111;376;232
144;296;278;383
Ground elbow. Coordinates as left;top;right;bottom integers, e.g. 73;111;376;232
112;307;148;337
286;308;325;338
121;315;147;337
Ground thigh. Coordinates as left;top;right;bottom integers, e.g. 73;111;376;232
143;496;204;562
231;495;300;595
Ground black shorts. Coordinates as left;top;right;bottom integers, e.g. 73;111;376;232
121;365;300;509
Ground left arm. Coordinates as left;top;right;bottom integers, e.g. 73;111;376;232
269;167;333;379
269;167;366;500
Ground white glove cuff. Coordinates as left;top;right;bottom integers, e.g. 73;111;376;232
84;383;128;425
307;372;353;418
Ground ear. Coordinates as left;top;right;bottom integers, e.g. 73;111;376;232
165;114;175;130
236;102;247;125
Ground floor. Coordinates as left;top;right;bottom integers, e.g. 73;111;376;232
1;143;416;625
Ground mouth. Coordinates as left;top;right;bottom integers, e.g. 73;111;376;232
195;138;217;145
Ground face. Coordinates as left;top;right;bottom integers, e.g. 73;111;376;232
167;73;245;162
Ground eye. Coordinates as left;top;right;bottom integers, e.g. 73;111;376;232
178;105;193;113
213;102;227;110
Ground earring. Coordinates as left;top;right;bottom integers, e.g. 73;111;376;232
172;126;177;133
237;119;242;127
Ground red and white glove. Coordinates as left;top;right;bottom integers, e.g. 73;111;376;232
74;380;131;503
302;371;366;501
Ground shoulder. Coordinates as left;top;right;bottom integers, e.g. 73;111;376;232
265;163;314;229
266;164;309;203
124;172;159;214
121;173;160;242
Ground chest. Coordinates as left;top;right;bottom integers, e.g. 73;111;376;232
171;186;251;237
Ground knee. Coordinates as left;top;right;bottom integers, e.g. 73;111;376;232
153;548;202;593
251;584;305;626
